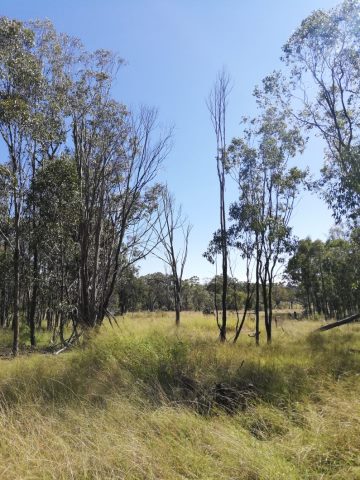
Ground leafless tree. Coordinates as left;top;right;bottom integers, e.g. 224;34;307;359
154;187;191;325
206;69;231;342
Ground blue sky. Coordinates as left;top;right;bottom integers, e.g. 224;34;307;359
1;0;340;280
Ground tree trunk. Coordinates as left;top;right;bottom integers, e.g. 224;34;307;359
12;201;20;356
316;313;360;332
0;241;7;328
255;239;260;346
267;275;273;344
28;246;38;347
220;180;227;342
175;305;180;326
262;280;271;343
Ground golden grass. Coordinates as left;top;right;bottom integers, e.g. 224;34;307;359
0;312;360;479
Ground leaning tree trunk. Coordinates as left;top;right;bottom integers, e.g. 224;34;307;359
315;313;360;332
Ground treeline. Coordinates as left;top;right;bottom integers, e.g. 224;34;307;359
116;272;296;314
287;231;360;320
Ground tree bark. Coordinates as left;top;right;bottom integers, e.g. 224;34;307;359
255;236;260;346
12;200;20;356
28;245;38;347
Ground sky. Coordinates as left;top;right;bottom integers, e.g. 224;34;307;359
1;0;340;281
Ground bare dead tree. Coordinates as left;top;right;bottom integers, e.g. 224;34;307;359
154;187;192;326
207;69;231;342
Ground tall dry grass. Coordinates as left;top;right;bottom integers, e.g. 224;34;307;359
0;311;359;479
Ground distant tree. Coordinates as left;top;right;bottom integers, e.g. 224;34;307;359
286;234;360;318
116;267;146;314
154;187;191;325
286;238;324;317
182;277;212;311
272;283;292;309
141;272;173;311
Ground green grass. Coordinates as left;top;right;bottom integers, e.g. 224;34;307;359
0;312;360;479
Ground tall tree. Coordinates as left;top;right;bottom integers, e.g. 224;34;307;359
69;49;171;328
228;99;307;343
282;0;360;222
0;18;78;352
0;18;43;355
0;17;171;349
206;69;231;342
286;234;360;319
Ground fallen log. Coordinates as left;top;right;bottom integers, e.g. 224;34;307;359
315;313;360;332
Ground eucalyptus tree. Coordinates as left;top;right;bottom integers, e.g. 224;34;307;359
206;69;231;341
0;167;12;328
0;17;171;350
69;50;171;329
282;0;360;223
0;17;78;352
23;21;79;347
141;272;174;311
154;187;191;325
182;277;212;312
228;96;307;343
116;267;146;314
29;155;80;342
286;234;360;318
287;239;314;317
0;18;46;354
227;138;261;343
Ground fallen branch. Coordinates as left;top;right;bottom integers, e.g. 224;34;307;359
315;313;360;332
53;345;70;355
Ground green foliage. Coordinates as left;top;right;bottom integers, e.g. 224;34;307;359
0;16;170;345
286;233;360;317
282;0;360;222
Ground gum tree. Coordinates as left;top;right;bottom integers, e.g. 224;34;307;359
206;69;231;342
282;0;360;222
228;96;307;343
0;17;171;350
0;17;77;352
0;18;43;354
69;50;172;328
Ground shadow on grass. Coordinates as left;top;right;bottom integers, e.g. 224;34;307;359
0;329;359;416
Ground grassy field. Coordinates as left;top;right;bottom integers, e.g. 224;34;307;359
0;312;360;479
